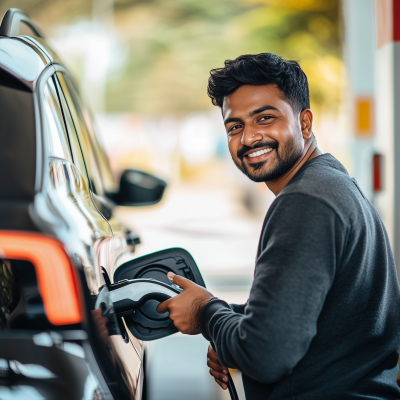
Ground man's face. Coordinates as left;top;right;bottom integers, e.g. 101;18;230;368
222;84;305;183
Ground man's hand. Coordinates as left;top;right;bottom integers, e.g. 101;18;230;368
207;344;229;390
156;272;213;334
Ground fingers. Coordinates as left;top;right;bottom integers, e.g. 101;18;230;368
214;378;228;390
209;369;228;390
209;367;229;384
207;345;222;365
207;358;228;374
167;272;195;290
207;345;228;390
156;298;171;314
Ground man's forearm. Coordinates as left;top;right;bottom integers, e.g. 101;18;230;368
201;298;232;341
200;298;298;384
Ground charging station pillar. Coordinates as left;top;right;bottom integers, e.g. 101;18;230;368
374;0;400;277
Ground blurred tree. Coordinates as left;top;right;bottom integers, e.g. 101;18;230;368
0;0;342;116
108;0;342;115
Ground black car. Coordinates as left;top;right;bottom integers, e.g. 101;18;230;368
0;8;205;400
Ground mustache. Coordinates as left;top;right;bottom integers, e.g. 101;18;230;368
237;140;279;161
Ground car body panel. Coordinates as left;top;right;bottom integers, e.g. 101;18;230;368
0;30;144;399
0;37;48;89
0;330;110;400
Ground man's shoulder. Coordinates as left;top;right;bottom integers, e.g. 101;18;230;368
277;154;364;217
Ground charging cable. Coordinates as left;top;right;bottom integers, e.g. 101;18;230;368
210;342;239;400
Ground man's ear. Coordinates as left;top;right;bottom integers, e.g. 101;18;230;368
300;109;313;139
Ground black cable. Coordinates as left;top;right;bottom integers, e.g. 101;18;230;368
226;371;239;400
210;342;239;400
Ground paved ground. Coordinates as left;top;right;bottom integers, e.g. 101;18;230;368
146;334;246;400
116;182;271;399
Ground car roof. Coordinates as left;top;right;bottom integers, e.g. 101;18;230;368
0;35;63;91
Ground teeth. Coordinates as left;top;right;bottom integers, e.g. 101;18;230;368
248;148;273;158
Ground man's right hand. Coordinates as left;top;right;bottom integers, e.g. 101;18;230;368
207;344;229;390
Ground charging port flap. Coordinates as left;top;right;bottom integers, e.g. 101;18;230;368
113;248;205;341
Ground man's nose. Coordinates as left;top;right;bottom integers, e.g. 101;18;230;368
241;126;263;147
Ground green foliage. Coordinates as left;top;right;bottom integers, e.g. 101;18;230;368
0;0;342;115
107;0;342;115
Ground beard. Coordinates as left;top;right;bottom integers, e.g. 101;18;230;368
232;136;303;183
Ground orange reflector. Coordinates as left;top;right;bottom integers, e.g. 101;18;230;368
355;97;373;137
0;231;83;325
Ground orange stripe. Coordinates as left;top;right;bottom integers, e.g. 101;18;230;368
0;231;83;325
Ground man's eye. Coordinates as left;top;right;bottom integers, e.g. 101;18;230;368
228;124;242;133
259;116;272;122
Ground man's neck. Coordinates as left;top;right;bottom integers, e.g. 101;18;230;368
266;138;322;196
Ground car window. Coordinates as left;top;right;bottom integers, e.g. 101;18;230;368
80;105;115;193
60;73;115;193
42;77;73;162
41;75;91;203
55;73;104;196
52;75;115;228
52;78;90;188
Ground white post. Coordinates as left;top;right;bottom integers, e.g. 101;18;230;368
374;0;400;276
341;0;376;202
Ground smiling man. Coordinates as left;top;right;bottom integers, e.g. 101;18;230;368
157;53;400;399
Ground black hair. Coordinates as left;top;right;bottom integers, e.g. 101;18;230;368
207;53;310;114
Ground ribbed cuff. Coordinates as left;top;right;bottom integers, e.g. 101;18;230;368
199;297;230;342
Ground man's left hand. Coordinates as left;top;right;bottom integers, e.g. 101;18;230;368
156;272;214;334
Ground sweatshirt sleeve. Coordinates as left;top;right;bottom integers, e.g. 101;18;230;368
200;194;344;384
229;302;248;314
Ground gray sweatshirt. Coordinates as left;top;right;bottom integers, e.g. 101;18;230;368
200;154;400;400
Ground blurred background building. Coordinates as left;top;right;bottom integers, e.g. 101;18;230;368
1;0;398;399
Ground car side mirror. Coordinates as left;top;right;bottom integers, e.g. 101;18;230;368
112;248;205;341
109;169;167;206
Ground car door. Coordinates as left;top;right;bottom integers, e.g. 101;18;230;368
53;70;144;399
40;71;112;292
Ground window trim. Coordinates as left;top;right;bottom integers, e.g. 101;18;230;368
55;72;106;197
53;73;92;189
42;75;74;162
53;70;98;194
35;64;56;193
52;75;75;164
